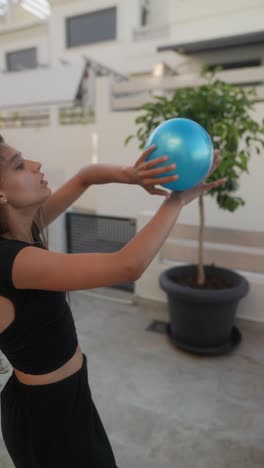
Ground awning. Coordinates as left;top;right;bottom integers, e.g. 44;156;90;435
157;30;264;55
0;62;85;110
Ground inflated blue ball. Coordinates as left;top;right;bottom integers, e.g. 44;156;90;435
145;118;214;191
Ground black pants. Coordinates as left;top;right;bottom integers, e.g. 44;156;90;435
1;353;118;468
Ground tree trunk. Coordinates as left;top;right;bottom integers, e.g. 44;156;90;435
197;194;205;285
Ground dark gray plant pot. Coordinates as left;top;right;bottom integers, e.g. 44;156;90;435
159;264;250;353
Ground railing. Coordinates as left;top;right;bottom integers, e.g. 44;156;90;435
0;105;96;129
59;106;95;125
65;212;136;292
0;107;50;128
112;66;264;111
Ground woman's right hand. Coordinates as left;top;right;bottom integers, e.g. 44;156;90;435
167;150;227;207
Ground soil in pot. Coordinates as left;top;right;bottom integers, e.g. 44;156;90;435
174;272;235;290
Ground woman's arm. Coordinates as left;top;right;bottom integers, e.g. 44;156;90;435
121;151;226;276
14;153;226;292
78;145;178;197
35;147;176;228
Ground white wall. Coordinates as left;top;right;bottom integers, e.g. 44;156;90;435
170;0;263;21
48;0;264;75
0;25;49;72
1;0;264;76
169;0;264;42
0;2;50;71
49;0;122;70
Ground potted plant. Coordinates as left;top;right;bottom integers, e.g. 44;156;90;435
126;68;264;355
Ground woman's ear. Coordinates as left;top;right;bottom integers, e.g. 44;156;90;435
0;194;7;204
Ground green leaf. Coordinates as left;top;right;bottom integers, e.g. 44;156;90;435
124;134;134;146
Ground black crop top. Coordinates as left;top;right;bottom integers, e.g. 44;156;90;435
0;237;78;374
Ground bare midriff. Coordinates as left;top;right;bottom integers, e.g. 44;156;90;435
13;344;83;386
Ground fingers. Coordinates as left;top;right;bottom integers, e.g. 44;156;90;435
147;187;170;197
202;177;228;192
142;155;170;169
207;151;222;177
140;163;176;178
143;174;179;186
137;145;157;165
139;148;223;191
214;149;220;158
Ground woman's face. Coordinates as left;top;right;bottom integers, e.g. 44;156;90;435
0;143;51;209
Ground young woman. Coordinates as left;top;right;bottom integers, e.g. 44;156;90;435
0;134;226;468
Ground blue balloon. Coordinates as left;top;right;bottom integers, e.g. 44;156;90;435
145;118;214;191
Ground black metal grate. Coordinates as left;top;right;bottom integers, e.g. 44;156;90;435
65;212;136;291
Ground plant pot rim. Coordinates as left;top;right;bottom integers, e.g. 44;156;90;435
159;263;250;304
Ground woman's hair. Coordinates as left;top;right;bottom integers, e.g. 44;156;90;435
0;134;49;249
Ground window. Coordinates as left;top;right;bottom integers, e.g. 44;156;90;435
6;48;37;72
207;59;261;72
66;7;117;48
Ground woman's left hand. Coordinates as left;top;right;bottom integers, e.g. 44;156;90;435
126;145;178;197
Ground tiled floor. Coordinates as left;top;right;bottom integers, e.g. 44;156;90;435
0;290;264;467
